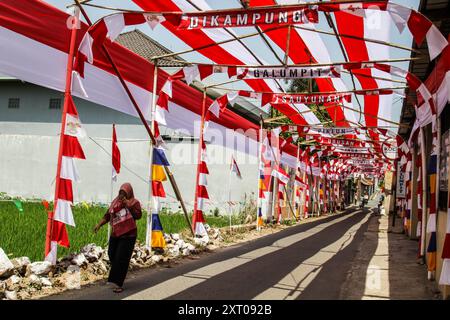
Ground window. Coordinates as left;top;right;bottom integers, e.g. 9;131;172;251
8;98;20;109
49;98;62;109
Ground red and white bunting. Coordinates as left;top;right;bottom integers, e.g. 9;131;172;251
208;92;239;119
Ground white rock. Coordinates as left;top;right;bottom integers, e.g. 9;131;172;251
171;233;180;241
81;244;103;262
26;261;53;276
8;275;21;285
204;224;211;232
40;277;52;287
186;244;196;251
175;239;186;248
194;237;208;246
169;245;180;257
0;248;14;278
182;248;190;256
71;253;88;267
5;290;18;300
29;274;42;286
67;265;80;274
11;257;31;276
95;261;108;274
151;255;161;263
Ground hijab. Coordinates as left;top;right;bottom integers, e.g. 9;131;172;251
108;182;139;214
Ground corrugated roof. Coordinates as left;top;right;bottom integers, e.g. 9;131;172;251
116;29;185;67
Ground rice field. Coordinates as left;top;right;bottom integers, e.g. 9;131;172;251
0;200;242;262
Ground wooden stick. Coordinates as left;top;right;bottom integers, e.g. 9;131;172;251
74;0;195;237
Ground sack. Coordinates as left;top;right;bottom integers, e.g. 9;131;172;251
111;207;136;237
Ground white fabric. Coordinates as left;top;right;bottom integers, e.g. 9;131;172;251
182;65;200;85
426;25;448;61
426;212;436;233
161;79;173;97
154;106;167;125
71;71;88;98
79;33;94;64
152;196;165;212
60;156;80;182
439;259;450;285
44;241;58;265
104;13;125;42
194;222;208;237
280;151;298;169
54;199;75;227
197;197;207;211
386;3;411;34
64;114;86;138
198;173;208;186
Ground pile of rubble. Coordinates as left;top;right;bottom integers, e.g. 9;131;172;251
0;226;223;300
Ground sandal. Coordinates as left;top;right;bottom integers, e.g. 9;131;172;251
113;287;124;293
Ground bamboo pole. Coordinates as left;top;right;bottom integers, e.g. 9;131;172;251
420;128;427;260
192;91;207;237
145;64;158;250
256;116;264;231
74;0;194;237
45;7;80;263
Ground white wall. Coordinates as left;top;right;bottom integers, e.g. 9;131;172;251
0;81;259;214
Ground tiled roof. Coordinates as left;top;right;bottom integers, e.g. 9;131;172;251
116;29;185;67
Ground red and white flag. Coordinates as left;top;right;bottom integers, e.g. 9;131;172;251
112;124;121;181
272;166;289;185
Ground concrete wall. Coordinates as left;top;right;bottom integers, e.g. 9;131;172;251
0;81;259;213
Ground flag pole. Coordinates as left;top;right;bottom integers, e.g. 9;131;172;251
45;7;79;262
108;125;114;243
420;128;427;261
192;90;207;237
145;63;158;251
227;162;232;233
74;0;194;237
257;115;264;231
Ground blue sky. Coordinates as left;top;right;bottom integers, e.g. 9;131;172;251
44;0;421;127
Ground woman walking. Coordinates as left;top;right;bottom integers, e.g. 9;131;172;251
94;183;142;293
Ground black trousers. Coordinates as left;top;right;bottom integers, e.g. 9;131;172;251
108;236;136;287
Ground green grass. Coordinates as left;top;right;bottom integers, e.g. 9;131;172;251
0;201;242;262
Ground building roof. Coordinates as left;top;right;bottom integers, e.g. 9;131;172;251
398;0;450;139
116;29;185;67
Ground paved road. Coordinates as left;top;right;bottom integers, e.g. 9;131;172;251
47;205;375;300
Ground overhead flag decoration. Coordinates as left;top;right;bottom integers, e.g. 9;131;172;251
111;124;121;181
150;146;168;249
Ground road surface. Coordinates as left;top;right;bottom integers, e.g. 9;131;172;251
47;205;375;300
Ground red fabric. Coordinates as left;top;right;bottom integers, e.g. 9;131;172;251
152;181;166;197
57;178;73;202
407;10;432;46
51;220;70;248
199;161;209;174
62;135;86;159
112;124;121;175
66;96;79;116
197;185;209;199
